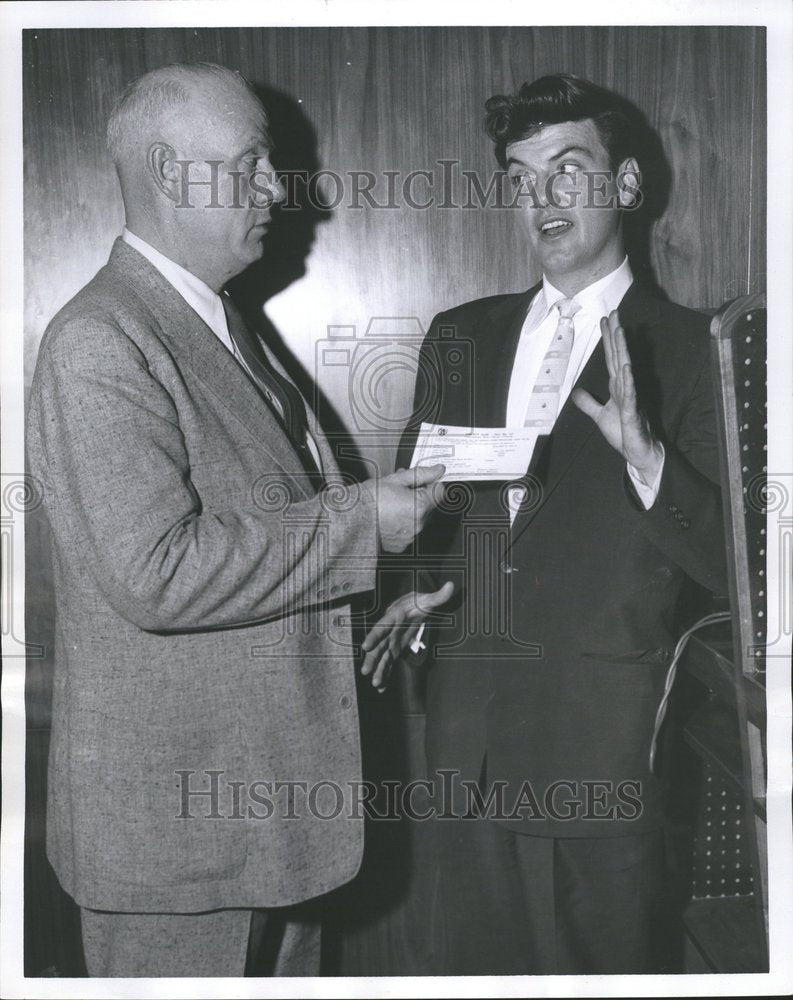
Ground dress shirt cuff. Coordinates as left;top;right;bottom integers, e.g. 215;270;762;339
627;444;666;510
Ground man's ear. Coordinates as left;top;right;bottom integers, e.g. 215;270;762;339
147;142;182;202
617;157;642;209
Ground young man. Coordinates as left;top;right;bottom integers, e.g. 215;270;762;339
362;74;725;974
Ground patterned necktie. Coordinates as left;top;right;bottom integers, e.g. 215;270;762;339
221;294;320;479
523;297;581;431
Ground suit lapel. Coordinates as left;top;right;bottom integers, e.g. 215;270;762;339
509;340;609;543
476;287;537;426
107;240;313;500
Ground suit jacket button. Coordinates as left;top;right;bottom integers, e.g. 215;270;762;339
330;584;340;596
342;581;352;592
339;695;352;709
500;561;516;574
317;587;326;599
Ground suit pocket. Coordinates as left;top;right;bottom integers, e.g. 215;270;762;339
75;723;249;888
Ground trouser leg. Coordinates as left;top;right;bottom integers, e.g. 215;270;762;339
430;817;665;975
540;830;666;974
429;814;553;974
80;907;252;977
246;905;322;976
81;903;323;977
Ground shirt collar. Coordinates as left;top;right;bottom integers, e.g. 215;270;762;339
122;227;223;326
539;256;633;321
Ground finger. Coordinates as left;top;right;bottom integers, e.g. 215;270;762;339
600;315;617;379
372;649;392;688
360;642;386;676
361;620;392;653
608;311;632;400
618;363;645;439
621;361;637;413
409;463;446;487
386;465;414;484
429;478;446;508
610;311;631;373
571;387;603;422
416;580;454;612
418;479;446;513
414;483;446;522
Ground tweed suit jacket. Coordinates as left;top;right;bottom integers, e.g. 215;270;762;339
397;280;726;837
26;238;378;912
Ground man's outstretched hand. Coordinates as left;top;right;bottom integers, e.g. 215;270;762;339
373;464;446;553
572;309;663;484
360;581;454;693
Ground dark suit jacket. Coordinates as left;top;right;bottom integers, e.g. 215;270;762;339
396;280;726;837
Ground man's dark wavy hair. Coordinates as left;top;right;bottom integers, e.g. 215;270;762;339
484;74;646;172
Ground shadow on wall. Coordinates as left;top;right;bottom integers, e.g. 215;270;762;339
617;91;672;299
228;84;369;485
230;85;426;969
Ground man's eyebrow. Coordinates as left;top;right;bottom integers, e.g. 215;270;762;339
505;144;592;170
549;145;593;161
237;137;274;157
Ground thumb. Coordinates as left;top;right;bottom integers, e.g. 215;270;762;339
417;580;454;611
571;387;603;423
385;465;414;485
409;463;446;487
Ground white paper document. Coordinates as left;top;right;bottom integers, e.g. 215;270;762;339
409;422;540;481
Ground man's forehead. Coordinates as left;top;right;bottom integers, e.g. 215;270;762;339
158;96;270;164
176;79;267;138
506;119;604;164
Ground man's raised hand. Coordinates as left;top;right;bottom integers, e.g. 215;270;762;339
571;309;663;483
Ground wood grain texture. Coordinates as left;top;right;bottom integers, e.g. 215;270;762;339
22;26;765;976
23;26;766;473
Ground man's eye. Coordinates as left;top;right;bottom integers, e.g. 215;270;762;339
509;172;533;189
559;163;579;176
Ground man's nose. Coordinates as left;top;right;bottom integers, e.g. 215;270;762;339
531;173;551;209
267;174;287;206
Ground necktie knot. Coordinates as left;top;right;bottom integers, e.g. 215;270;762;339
556;297;581;321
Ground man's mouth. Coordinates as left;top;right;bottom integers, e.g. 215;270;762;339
539;218;572;237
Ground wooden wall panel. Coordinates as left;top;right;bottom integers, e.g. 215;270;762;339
24;26;765;473
22;25;765;976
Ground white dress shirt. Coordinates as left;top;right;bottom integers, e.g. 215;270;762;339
505;257;662;520
122;228;322;473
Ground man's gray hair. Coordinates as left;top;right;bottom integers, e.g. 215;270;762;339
106;62;261;167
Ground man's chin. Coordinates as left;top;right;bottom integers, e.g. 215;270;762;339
242;236;268;263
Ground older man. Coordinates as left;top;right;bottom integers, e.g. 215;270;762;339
26;62;445;977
